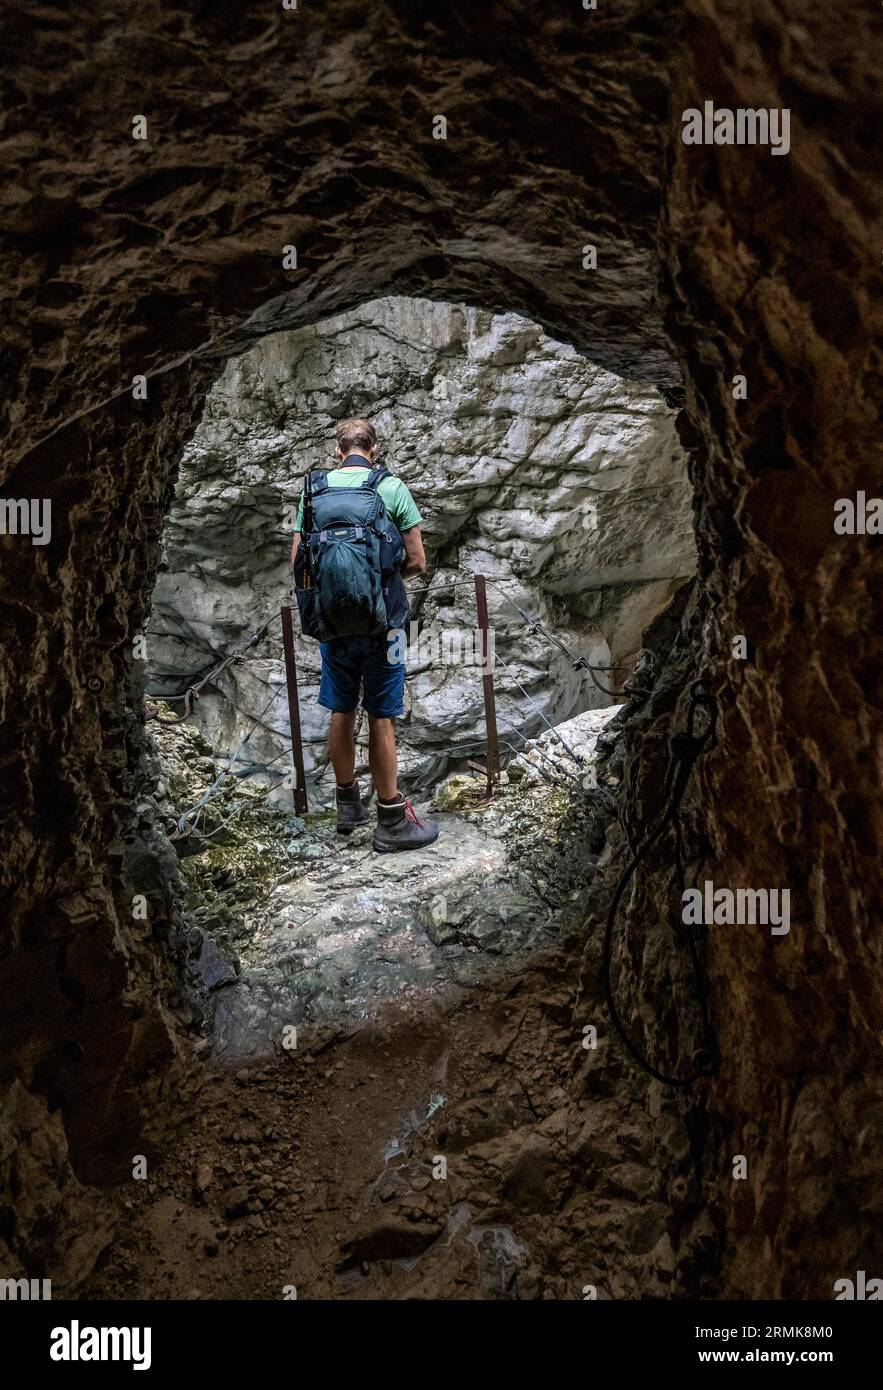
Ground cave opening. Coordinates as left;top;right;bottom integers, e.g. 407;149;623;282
68;293;716;1300
138;295;696;1074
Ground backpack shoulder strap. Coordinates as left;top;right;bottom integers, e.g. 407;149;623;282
364;466;389;490
309;469;330;495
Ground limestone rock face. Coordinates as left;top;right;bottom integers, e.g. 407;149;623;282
148;297;693;803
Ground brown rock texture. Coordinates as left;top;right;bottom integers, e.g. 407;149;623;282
1;0;881;1296
601;0;883;1297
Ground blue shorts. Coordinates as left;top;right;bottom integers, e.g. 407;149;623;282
318;634;405;719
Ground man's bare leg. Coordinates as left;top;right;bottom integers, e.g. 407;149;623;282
368;715;397;801
329;710;357;786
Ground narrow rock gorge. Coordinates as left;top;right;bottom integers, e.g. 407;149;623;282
1;0;881;1315
149;296;694;801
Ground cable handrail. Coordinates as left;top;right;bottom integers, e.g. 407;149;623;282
150;565;639;817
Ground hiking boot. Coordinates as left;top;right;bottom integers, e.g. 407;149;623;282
336;779;371;835
373;794;440;854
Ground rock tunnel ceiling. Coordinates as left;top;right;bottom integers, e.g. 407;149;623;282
0;0;882;1322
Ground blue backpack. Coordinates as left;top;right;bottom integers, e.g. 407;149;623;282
294;466;410;641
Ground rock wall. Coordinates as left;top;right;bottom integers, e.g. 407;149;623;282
590;0;883;1299
148;296;694;802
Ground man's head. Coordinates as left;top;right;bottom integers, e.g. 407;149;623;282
335;418;378;462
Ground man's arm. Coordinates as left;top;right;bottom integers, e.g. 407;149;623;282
400;525;426;578
290;489;305;576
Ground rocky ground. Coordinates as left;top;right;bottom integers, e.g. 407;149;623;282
150;701;623;1065
81;699;716;1300
83;967;710;1302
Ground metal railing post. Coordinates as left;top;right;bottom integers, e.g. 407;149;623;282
473;574;500;798
280;604;309;815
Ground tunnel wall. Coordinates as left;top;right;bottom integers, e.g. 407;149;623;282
596;0;883;1297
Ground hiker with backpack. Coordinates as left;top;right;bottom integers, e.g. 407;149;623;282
289;419;440;853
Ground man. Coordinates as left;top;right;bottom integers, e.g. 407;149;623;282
290;418;439;852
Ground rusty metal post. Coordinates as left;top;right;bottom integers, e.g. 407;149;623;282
280;604;309;815
473;574;500;798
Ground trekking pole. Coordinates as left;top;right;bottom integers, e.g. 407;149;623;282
473;574;500;798
280;604;309;815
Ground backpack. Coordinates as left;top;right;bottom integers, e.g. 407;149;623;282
294;466;410;641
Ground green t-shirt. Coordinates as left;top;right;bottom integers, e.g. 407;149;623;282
294;466;422;534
